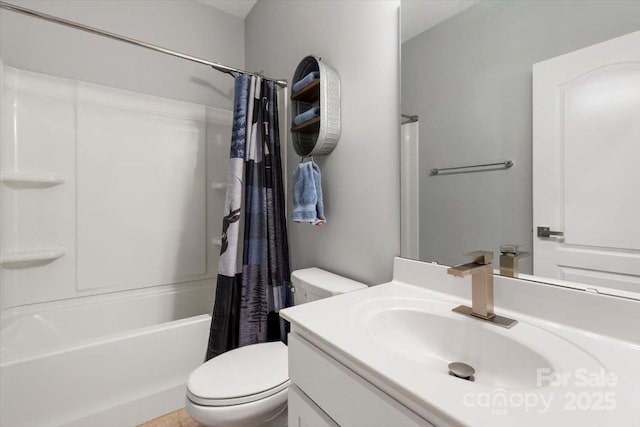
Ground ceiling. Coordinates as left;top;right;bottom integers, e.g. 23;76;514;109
195;0;478;40
195;0;258;19
401;0;479;43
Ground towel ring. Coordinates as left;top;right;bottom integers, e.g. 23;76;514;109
300;155;314;163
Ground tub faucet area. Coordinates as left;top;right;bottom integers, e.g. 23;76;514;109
448;251;518;328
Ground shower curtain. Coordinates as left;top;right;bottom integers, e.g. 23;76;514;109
206;75;292;360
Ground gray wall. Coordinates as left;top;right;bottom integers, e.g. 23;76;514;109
245;0;401;285
0;0;244;108
402;1;640;270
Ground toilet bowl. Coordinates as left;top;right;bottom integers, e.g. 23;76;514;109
186;268;367;427
186;341;289;427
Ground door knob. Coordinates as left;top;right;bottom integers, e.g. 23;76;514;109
537;226;564;238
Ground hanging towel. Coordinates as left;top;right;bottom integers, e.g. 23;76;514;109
292;71;320;93
292;161;326;226
293;106;320;126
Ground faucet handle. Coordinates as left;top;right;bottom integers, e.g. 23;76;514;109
462;250;493;265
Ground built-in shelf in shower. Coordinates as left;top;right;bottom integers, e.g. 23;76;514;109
1;247;66;267
1;173;66;187
212;238;222;247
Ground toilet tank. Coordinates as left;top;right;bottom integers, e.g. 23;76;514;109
291;267;367;305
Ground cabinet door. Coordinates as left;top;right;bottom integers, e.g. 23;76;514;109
289;384;339;427
289;334;433;427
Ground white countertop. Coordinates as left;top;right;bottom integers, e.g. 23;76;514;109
281;259;640;427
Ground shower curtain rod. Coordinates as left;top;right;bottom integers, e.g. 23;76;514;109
0;0;288;88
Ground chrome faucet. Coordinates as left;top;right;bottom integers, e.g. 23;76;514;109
448;250;517;328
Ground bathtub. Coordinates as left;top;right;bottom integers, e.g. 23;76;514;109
0;281;214;427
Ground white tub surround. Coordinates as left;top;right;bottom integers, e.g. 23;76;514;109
0;64;230;426
0;282;213;427
281;257;640;427
0;63;230;309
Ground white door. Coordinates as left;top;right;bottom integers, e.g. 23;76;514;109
532;31;640;292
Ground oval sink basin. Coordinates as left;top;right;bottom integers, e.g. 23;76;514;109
350;297;601;391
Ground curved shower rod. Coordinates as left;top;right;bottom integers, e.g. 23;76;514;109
0;0;288;88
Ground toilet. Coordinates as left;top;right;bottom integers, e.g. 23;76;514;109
185;268;367;427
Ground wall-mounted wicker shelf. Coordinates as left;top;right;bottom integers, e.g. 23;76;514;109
290;55;340;157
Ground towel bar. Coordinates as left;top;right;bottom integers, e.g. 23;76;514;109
430;160;513;175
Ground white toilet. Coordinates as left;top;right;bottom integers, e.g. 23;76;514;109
185;268;367;427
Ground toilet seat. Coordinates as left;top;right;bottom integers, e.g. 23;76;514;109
187;341;289;407
185;386;288;427
187;379;290;406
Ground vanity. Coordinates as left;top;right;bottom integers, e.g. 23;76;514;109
280;258;640;427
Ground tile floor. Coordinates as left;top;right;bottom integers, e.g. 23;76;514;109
137;408;202;427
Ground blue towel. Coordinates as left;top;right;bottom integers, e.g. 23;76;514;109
292;161;326;226
293;107;320;126
293;71;320;93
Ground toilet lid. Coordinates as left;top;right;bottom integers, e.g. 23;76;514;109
187;341;289;406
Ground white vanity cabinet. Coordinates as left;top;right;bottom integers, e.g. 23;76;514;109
288;333;434;427
288;385;339;427
281;259;640;427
